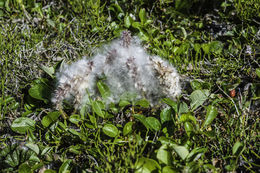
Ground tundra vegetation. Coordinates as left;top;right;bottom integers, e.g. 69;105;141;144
0;0;259;172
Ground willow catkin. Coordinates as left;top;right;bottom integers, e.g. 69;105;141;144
52;31;181;109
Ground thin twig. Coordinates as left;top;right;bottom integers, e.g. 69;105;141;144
217;84;240;117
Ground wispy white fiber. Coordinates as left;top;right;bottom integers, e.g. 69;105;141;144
52;31;181;109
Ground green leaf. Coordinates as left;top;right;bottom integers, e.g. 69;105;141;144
132;22;141;29
69;114;81;125
40;65;54;78
232;142;243;156
159;137;189;160
146;117;161;131
162;166;178;173
41;147;52;156
18;163;32;173
92;101;105;118
256;68;260;78
190;89;209;110
160;107;172;124
25;143;39;155
162;98;178;112
97;81;111;99
29;82;50;104
135;99;150;108
139;8;146;25
191;80;203;90
29;153;40;162
59;160;71;173
123;122;133;136
172;144;189;160
11;117;36;134
41;111;61;128
186;147;207;161
119;100;131;108
178;102;188;115
5;150;20;167
156;144;171;165
135;157;160;173
184;121;193;137
133;114;149;129
47;19;55;28
124;15;132;28
102;124;119;137
202;105;218;128
179;113;197;124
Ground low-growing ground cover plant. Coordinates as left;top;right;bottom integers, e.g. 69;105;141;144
0;0;259;172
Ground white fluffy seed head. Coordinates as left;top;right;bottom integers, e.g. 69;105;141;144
52;31;181;109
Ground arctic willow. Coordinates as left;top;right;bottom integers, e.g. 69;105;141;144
52;31;181;109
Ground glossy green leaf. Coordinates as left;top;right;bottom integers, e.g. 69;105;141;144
135;99;150;108
69;114;81;125
156;144;171;165
5;150;19;167
133;114;149;129
190;89;209;110
92;101;105;118
41;147;52;156
160;107;172;124
59;159;71;173
11;117;36;134
123;122;133;136
119;100;131;107
29;153;40;162
41;111;60;128
178;102;189;115
162;166;178;173
124;15;132;28
172;145;189;160
162;98;178;112
40;65;54;78
139;8;146;25
135;157;160;173
232;142;243;155
179;113;197;124
159;137;189;160
202;105;218;128
25;143;39;155
184;121;193;137
29;83;50;103
102;124;119;137
146;117;161;131
97;81;111;99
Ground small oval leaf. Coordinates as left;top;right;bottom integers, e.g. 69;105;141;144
146;117;161;131
41;111;61;128
160;107;172;124
103;124;119;137
202;105;218;128
232;141;243;155
11;117;36;134
123;122;133;136
25;143;40;155
92;101;105;118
